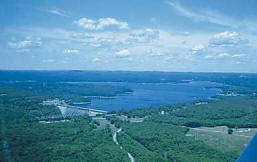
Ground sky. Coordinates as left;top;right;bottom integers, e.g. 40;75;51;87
1;0;257;72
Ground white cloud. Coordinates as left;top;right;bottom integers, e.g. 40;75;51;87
37;7;70;17
204;53;246;60
74;17;129;30
188;31;254;61
8;40;32;49
115;49;130;57
62;49;79;54
98;18;128;29
166;0;257;34
204;53;229;59
128;28;159;43
166;1;234;27
192;44;205;51
8;37;42;51
166;1;257;32
47;7;69;17
231;54;246;58
92;57;100;62
181;32;190;36
210;31;248;46
64;28;160;49
5;27;257;72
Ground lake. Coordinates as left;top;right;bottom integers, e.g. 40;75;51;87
73;81;223;111
3;70;254;111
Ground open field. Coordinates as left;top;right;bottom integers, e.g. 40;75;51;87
186;126;257;154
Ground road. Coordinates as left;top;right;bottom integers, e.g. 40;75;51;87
112;128;135;162
113;128;122;145
128;152;135;162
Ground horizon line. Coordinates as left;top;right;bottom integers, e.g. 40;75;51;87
0;69;256;74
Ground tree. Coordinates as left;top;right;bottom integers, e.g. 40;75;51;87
228;128;233;134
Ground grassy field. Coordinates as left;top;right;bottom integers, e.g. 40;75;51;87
186;126;257;155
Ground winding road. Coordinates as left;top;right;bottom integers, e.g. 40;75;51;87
113;128;135;162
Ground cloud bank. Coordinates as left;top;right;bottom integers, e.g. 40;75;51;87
74;17;129;30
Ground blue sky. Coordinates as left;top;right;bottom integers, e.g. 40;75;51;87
1;0;257;72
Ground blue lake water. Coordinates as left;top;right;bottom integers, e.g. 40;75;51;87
74;81;223;111
1;71;237;111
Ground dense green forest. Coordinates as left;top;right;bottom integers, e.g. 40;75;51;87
120;122;232;161
4;117;129;162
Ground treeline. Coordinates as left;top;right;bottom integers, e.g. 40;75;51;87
1;71;257;87
119;95;257;128
9;82;132;103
